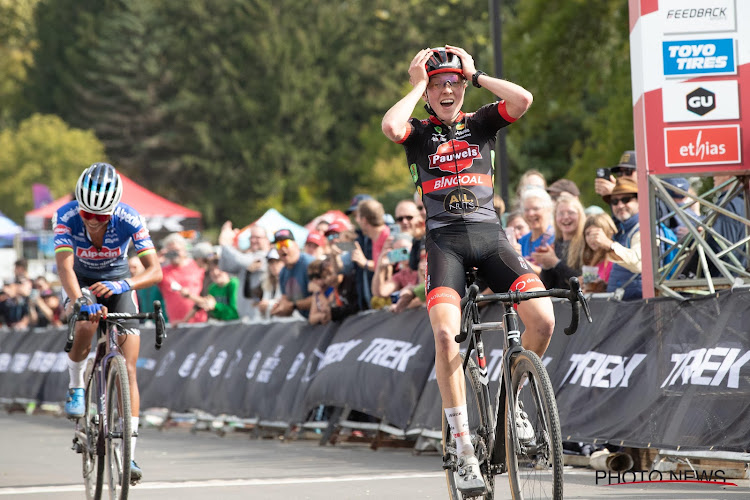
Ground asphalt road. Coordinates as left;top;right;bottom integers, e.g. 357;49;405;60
0;411;747;499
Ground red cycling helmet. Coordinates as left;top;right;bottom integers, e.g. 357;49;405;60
425;47;463;77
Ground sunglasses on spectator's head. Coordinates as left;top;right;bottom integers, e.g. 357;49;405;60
396;215;414;222
609;195;636;206
275;239;292;250
79;210;111;222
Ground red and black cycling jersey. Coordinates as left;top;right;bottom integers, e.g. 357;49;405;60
396;101;515;232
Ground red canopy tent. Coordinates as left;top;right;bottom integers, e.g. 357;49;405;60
24;174;202;234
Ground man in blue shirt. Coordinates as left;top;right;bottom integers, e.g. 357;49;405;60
269;229;315;318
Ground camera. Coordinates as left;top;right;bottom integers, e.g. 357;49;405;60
387;247;410;264
596;167;611;180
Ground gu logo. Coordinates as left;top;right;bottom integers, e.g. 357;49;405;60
428;140;481;173
687;87;715;116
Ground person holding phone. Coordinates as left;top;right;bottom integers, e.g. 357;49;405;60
594;150;637;198
371;233;418;301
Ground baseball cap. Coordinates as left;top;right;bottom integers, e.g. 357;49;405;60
662;177;690;198
41;289;55;298
610;150;636;175
273;229;295;243
306;231;325;247
345;193;373;214
547;178;581;197
266;248;280;260
325;220;346;236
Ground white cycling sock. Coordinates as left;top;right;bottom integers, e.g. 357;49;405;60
67;358;86;389
131;417;139;460
445;405;474;457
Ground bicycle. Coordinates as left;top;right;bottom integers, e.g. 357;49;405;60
65;298;167;500
442;272;592;500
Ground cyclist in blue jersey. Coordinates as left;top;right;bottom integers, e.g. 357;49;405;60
382;46;555;496
54;163;162;482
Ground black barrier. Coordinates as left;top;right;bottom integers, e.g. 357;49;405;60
0;290;749;452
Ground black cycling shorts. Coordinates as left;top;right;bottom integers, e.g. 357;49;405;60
424;222;543;311
63;276;140;335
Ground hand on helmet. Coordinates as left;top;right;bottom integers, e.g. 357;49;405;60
409;48;432;87
445;45;476;80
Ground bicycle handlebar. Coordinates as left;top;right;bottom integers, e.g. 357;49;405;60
454;277;593;343
64;299;167;352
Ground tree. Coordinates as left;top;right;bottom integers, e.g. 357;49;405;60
0;114;106;222
0;0;39;127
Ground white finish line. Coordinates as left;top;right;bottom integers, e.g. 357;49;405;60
0;472;446;495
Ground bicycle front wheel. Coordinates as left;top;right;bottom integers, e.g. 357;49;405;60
106;356;132;499
82;359;103;500
505;350;563;500
443;354;495;500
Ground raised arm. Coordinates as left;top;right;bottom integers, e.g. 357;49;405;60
381;48;433;142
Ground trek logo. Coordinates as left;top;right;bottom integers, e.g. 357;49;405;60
428;140;481;173
357;338;422;372
561;351;646;388
422;173;492;194
663;39;735;77
76;246;122;259
661;347;750;389
664;125;741;167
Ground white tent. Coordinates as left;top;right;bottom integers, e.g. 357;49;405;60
235;208;309;248
0;212;22;240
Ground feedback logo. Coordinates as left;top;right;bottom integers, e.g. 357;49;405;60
664;125;740;167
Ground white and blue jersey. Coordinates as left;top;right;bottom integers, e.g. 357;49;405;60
53;201;156;281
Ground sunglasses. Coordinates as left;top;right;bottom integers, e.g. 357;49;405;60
611;169;634;177
428;74;465;90
79;210;111;222
609;195;636;206
275;239;292;250
327;233;340;241
396;215;414;222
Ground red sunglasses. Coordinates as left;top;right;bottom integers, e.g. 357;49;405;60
79;210;111;222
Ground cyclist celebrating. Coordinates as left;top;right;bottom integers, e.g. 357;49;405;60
54;163;162;482
382;46;555;495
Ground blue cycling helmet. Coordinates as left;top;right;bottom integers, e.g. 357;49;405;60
75;163;123;215
425;47;463;77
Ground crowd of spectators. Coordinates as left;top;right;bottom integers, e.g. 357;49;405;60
2;149;748;330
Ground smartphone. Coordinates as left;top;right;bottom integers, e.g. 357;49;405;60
335;241;356;253
387;247;410;264
596;167;611;179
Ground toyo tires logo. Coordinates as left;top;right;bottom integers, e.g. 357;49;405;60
428;140;481;173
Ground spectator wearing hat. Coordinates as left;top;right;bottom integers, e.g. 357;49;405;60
270;229;315;318
218;222;271;321
304;231;327;259
596;178;643;300
345;193;374;216
660;177;702;238
547;178;581;202
595;150;637;198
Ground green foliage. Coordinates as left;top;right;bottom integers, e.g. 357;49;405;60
0;0;39;126
0;114;106;222
17;0;636;229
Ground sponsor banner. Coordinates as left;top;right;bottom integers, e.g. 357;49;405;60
422;173;492;195
2;292;749;452
662;38;736;78
664;124;741;166
662;80;740;122
662;0;737;34
428;140;482;173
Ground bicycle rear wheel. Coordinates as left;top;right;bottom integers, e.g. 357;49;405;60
105;355;132;499
505;350;563;500
82;359;104;500
443;354;495;500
